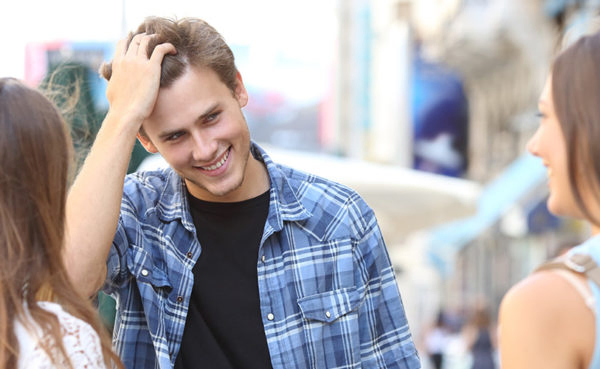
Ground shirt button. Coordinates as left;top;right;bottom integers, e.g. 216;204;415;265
267;313;274;321
176;296;183;303
186;252;193;259
325;311;331;319
141;269;149;277
261;255;266;263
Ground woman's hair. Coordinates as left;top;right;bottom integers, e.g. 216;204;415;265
0;78;122;368
469;307;491;329
100;16;238;92
551;31;600;225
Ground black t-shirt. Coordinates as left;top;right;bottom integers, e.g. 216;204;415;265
174;190;273;369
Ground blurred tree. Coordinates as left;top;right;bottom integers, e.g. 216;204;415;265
40;61;150;175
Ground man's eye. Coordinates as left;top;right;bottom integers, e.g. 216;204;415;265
167;132;184;141
206;112;220;122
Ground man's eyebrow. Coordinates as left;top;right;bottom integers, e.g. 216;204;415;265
197;103;220;121
157;103;220;139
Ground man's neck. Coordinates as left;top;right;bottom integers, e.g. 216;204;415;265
243;154;271;199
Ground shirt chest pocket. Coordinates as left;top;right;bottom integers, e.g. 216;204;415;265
126;246;173;293
296;287;363;366
297;287;361;323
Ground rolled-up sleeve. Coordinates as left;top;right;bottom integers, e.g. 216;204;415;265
104;215;130;295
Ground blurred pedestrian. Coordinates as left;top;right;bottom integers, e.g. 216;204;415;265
424;310;449;369
499;30;600;368
464;307;496;369
0;78;122;368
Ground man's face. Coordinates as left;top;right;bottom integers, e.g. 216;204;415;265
138;66;256;202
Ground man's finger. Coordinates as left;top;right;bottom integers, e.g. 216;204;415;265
149;42;177;63
113;38;128;61
126;33;146;57
137;34;157;58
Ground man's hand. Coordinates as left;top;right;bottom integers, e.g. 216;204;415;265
105;33;176;129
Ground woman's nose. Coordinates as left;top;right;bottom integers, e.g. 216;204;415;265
526;129;540;157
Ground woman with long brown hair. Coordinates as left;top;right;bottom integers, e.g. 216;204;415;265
0;77;122;368
499;30;600;368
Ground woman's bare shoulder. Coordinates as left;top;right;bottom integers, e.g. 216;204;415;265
499;270;594;369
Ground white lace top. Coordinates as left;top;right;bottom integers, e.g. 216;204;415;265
15;301;107;368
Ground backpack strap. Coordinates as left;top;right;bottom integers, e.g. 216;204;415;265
536;252;600;286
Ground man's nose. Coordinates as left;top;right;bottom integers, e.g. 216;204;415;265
190;133;216;162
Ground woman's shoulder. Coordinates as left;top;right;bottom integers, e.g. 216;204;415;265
37;301;101;341
500;270;581;322
17;301;107;369
499;270;594;368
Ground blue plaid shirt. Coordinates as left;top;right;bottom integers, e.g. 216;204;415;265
105;142;420;369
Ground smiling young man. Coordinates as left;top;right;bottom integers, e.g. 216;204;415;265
64;16;421;369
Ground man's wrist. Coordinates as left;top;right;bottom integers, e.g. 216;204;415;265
102;109;145;138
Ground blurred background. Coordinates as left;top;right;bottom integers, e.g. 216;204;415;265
3;0;600;367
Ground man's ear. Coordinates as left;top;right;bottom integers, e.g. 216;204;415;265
235;71;248;108
137;132;159;154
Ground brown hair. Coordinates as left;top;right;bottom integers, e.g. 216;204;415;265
469;307;492;329
551;31;600;225
0;78;122;368
100;16;238;92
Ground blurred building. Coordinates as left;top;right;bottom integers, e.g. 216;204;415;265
400;0;600;347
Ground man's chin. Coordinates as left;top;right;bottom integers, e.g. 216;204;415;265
184;176;244;201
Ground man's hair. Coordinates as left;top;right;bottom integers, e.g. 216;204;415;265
551;30;600;224
100;16;238;93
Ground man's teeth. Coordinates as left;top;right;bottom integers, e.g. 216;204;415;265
201;150;229;171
